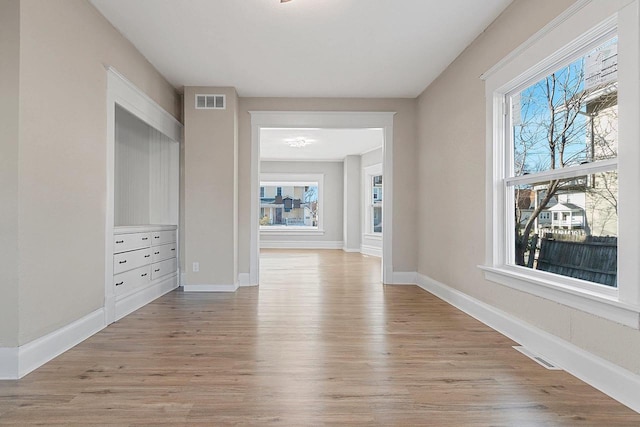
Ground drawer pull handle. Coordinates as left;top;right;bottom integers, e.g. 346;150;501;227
171;248;176;251
145;255;151;258
115;281;124;286
141;273;148;277
154;269;160;272
115;240;124;244
154;251;160;255
154;236;160;239
142;237;149;241
119;260;127;264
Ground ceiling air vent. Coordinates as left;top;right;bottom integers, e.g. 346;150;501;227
195;94;226;110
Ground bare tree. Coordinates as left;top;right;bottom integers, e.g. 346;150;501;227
303;186;318;226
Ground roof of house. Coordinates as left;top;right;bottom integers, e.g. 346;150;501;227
547;202;584;212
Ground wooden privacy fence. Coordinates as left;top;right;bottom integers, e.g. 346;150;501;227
535;232;617;286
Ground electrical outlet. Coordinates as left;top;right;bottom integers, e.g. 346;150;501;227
192;262;199;272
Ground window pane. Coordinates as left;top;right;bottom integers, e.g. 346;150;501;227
371;175;382;233
512;171;617;287
511;37;618;176
259;184;318;227
372;206;382;233
372;175;382;203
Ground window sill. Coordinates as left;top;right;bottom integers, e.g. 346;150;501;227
260;227;325;236
363;233;383;241
479;265;640;329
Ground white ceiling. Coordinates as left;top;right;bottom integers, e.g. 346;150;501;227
260;128;383;161
91;0;512;98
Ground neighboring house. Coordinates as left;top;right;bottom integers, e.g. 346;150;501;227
518;189;587;233
260;185;317;226
548;202;585;229
585;86;618;237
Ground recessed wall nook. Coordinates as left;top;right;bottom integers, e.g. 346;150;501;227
106;68;182;324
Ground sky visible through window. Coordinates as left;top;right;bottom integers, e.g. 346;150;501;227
512;37;617;176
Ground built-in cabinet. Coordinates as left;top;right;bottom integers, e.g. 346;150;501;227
113;225;177;298
106;70;182;323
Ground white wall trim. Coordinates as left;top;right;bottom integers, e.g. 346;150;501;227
391;271;418;285
261;240;344;250
183;283;240;292
260;229;326;236
414;272;640;414
481;266;640;329
105;67;183;141
480;0;593;80
115;274;178;321
360;244;382;258
238;273;255;287
363;233;382;241
0;308;106;380
249;111;395;286
262;157;345;162
342;247;361;253
0;273;178;380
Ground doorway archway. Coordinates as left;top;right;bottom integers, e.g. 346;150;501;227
249;111;395;285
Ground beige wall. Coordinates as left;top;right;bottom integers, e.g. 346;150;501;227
260;161;344;243
238;97;418;275
0;0;20;347
183;87;239;286
14;0;180;345
416;0;640;373
343;155;361;251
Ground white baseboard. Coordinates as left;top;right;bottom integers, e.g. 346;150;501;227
237;273;256;287
115;274;178;321
0;274;179;380
260;240;344;249
183;283;239;292
390;271;417;285
360;244;382;257
415;272;640;414
0;308;106;380
342;247;361;253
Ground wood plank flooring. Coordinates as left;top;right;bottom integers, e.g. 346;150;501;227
1;249;639;425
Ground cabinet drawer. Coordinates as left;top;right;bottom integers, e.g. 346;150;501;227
114;248;152;274
114;265;151;296
151;230;176;246
113;233;151;254
152;243;177;263
151;257;177;280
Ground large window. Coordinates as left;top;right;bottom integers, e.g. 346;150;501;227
259;173;324;232
508;36;618;287
482;1;640;327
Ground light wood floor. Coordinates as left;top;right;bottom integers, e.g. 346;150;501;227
1;249;639;425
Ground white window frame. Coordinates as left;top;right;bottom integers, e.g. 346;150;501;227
480;0;640;329
259;173;324;236
363;164;383;238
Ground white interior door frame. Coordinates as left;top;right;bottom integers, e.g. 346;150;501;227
249;111;395;285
